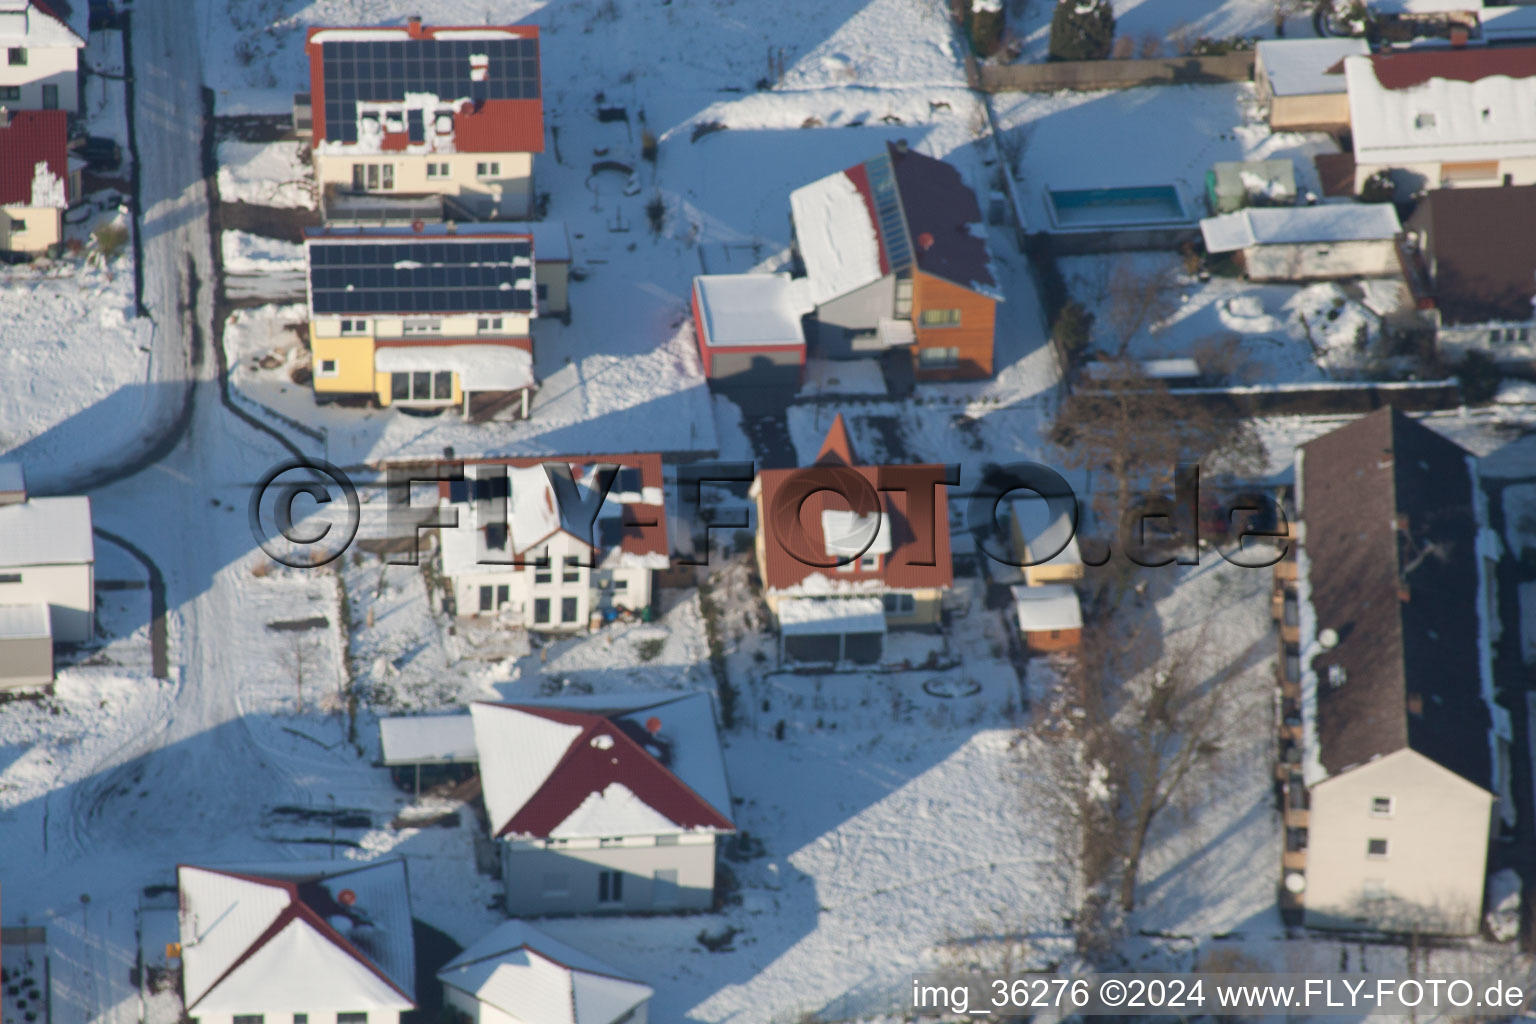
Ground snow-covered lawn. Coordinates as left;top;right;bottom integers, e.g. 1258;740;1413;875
1006;0;1307;63
1061;252;1413;384
0;244;154;474
994;83;1338;231
222;230;306;273
216;140;316;210
82;31;130;152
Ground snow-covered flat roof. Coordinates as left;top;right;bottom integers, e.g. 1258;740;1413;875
379;714;478;765
1257;38;1367;96
1200;203;1402;253
374;344;533;392
0;602;49;640
1346;49;1536;165
0;496;92;567
789;170;884;306
1011;584;1082;632
1482;6;1536;44
778;596;887;635
1011;498;1082;569
693;274;810;349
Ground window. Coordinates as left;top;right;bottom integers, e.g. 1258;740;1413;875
534;550;551;584
479;585;493;612
894;275;913;318
534;597;550;623
837;557;856;573
598;870;623;903
318;359;338;377
7;47;26;66
426;161;449;179
1414;112;1436;129
918;308;961;327
0;86;18;101
859;552;880;570
338;1015;368;1024
233;1017;263;1024
352;164;366;190
478;317;504;332
390;371;450;403
563;555;581;582
599;836;625;847
477;161;501;177
917;346;960;367
613;578;628;591
655;833;678;846
537;283;549;300
9;218;24;233
401;319;442;335
542;872;570;897
561;596;579;623
294;1016;308;1024
1367;838;1389;858
339;318;368;334
496;584;510;607
1370;796;1393;817
883;593;915;615
41;84;56;110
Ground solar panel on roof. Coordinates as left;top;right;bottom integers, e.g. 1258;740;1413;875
306;238;540;316
318;36;541;144
864;154;913;273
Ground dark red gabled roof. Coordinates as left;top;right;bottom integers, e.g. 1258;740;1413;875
0;110;69;207
1367;45;1536;90
488;705;734;838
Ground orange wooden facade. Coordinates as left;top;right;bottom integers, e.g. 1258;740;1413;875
910;270;996;380
1024;626;1082;653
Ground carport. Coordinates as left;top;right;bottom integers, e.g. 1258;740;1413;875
378;713;479;799
778;596;886;666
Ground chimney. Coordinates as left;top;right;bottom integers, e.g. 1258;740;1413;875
445;220;457;234
0;106;9;129
406;15;424;38
893;138;909;154
1449;24;1468;47
411;219;425;233
443;445;455;460
917;231;934;251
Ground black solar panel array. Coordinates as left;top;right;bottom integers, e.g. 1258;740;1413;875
319;36;540;144
309;239;535;315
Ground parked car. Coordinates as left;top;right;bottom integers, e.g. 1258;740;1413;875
87;0;120;30
74;136;122;171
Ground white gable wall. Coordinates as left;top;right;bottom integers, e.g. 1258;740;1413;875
498;835;717;917
0;561;92;642
1303;747;1493;935
0;41;80;112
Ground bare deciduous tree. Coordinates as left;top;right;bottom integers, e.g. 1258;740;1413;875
1049;358;1267;528
1103;256;1179;357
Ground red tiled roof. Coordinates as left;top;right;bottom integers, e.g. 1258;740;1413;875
0;110;68;208
454;98;545;155
756;420;953;593
1368;45;1536;90
487;705;735;837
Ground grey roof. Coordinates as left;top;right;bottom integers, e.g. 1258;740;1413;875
1257;37;1367;96
1300;407;1491;789
0;496;93;567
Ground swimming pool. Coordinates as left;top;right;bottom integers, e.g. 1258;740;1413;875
1046;185;1192;230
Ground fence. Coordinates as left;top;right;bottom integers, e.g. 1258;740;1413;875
979;52;1254;93
1160;378;1462;417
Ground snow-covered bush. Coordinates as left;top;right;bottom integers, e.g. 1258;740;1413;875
1049;0;1115;60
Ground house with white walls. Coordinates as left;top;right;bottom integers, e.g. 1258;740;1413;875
177;860;416;1024
0;0;84;113
471;691;734;916
0;462;92;688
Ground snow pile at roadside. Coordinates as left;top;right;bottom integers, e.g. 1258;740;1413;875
217;140;316;209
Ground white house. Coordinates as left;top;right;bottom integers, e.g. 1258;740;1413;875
439;920;652;1024
1199;202;1403;282
0;462;93;689
1345;45;1536;197
1254;38;1366;132
177;860;416;1024
1288;408;1507;934
438;455;669;632
471;691;735;916
0;0;83;113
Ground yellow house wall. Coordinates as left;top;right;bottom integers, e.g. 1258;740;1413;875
313;150;535;215
0;204;62;253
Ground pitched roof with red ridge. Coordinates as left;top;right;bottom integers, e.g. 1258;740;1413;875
0;109;68;208
754;417;954;594
1366;45;1536;91
177;860;415;1013
470;692;734;840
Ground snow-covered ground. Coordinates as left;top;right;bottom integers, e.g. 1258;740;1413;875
1006;0;1307;63
216;140;317;210
221;231;306;273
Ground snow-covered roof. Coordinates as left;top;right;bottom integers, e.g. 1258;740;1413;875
820;509;892;558
374;343;534;392
0;496;92;567
1257;38;1367;96
778;596;886;636
0;461;24;499
1200;203;1403;253
789;169;884;306
1011;498;1081;570
470;691;733;839
178;861;415;1013
692;274;810;349
378;714;478;765
0;602;49;640
1482;6;1536;45
438;920;652;1024
0;1;84;48
1346;47;1536;166
1011;584;1082;633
